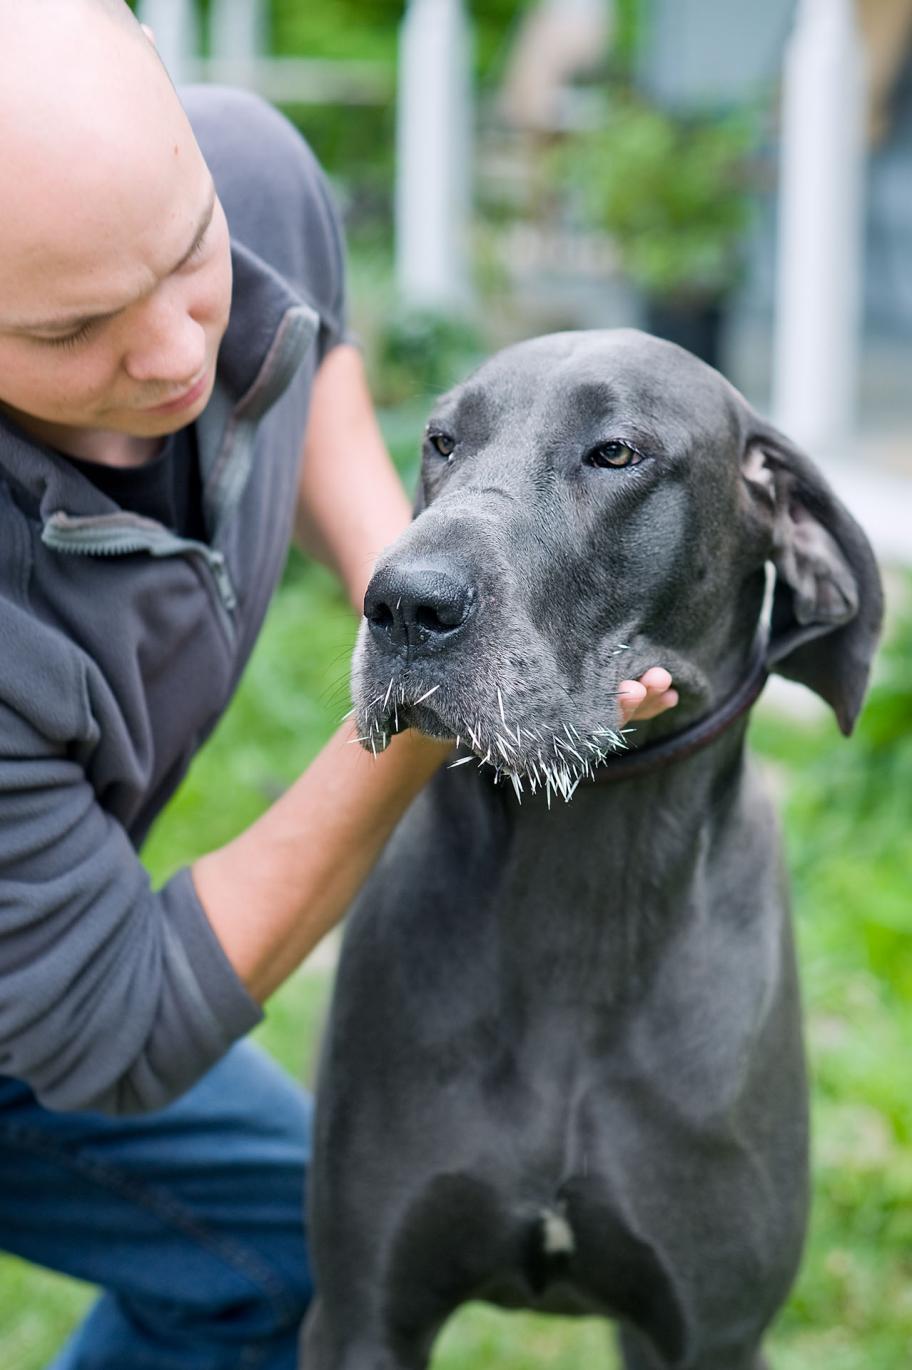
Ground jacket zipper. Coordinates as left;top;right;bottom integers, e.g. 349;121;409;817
41;515;238;637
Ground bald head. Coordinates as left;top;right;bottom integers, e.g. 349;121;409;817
0;0;172;152
2;0;147;40
0;0;203;312
0;0;233;453
0;0;150;61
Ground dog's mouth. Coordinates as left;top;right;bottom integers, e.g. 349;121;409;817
354;671;631;803
354;680;460;757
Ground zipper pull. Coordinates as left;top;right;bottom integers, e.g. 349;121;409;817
208;551;237;612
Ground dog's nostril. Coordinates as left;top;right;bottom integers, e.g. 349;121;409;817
368;602;394;631
415;603;463;633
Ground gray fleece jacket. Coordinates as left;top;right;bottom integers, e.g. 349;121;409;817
0;87;347;1114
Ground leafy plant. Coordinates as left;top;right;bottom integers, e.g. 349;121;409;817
559;96;759;300
368;305;484;407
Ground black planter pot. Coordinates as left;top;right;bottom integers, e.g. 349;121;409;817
641;295;727;370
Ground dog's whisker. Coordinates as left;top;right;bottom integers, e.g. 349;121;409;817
413;684;440;706
448;755;474;769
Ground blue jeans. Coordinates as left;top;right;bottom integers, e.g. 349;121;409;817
0;1040;313;1370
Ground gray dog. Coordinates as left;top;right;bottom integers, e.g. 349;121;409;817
301;330;883;1370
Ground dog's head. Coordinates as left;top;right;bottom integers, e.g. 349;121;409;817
353;330;882;785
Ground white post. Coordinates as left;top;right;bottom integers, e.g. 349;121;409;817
395;0;472;310
771;0;865;459
137;0;199;86
210;0;267;71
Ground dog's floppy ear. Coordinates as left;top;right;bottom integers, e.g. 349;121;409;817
741;421;883;734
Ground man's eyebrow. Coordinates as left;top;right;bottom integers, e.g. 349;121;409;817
8;183;217;335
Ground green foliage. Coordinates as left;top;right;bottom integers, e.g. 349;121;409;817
558;96;759;299
783;595;912;1005
271;0;402;64
270;0;538;80
284;102;398;240
369;306;485;407
436;1307;615;1366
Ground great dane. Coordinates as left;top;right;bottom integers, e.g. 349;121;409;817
301;330;883;1369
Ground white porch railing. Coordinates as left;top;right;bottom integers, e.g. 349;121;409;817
394;0;473;310
771;0;866;459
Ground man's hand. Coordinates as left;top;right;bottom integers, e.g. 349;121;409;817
619;667;678;724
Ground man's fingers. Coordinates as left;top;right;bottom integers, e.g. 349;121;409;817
632;688;679;721
638;667;673;693
618;668;678;724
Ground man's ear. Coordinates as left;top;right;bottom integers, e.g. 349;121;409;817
741;421;884;734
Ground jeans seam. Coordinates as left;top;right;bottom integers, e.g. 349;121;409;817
1;1119;304;1340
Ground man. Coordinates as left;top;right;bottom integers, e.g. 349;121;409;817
0;2;678;1366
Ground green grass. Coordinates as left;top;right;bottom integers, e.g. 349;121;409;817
2;546;911;1368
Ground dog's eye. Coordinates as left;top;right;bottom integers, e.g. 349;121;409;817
587;441;643;470
428;431;456;460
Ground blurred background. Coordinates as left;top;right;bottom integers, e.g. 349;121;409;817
2;2;911;1367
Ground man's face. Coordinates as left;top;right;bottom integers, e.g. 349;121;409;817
0;181;233;441
0;4;233;445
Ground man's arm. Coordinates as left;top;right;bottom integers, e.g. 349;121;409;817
196;344;447;1003
294;343;411;611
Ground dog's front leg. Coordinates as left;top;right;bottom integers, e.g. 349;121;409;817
617;1322;772;1370
300;1298;428;1370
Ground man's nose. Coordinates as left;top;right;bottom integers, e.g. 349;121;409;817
123;285;208;386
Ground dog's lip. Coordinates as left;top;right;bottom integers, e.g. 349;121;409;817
372;696;455;741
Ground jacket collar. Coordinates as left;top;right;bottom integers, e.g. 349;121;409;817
216;238;319;418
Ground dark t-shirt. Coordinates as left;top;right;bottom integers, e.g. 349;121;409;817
64;426;207;541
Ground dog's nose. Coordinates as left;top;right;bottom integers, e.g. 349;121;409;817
364;564;474;656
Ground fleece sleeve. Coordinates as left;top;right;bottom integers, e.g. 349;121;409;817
0;697;263;1115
